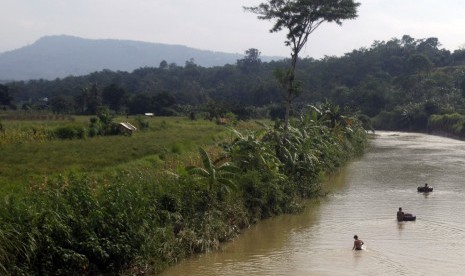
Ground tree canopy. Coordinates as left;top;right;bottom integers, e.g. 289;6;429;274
245;0;360;130
0;84;13;106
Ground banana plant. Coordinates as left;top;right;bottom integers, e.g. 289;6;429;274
227;129;283;178
187;147;240;194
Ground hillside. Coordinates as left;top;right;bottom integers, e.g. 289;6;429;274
0;35;283;81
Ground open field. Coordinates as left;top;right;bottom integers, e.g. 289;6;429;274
0;116;245;195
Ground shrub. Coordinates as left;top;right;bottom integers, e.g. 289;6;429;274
0;174;152;274
53;125;86;140
171;143;183;154
88;126;99;137
224;112;238;125
428;113;465;136
134;116;149;130
238;170;296;222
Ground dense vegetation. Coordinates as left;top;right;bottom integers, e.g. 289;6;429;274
0;103;367;274
2;35;465;136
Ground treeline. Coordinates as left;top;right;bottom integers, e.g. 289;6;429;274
2;35;465;133
0;104;367;274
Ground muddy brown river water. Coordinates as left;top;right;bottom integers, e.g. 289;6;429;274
161;132;465;275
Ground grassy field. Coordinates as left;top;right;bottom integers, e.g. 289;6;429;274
0;115;244;195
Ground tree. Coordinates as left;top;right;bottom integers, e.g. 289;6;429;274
102;84;128;113
0;84;12;106
159;60;168;70
128;94;153;115
237;48;262;73
460;77;465;98
245;0;360;131
96;106;115;135
50;95;73;114
407;54;433;74
153;91;176;115
74;84;101;115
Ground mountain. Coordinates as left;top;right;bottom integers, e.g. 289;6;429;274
0;35;283;81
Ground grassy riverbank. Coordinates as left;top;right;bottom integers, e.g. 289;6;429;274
0;108;368;274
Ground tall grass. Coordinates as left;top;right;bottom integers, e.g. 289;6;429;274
428;113;465;136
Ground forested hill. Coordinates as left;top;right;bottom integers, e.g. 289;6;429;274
0;35;283;81
3;35;465;134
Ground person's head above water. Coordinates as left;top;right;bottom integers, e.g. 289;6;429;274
354;235;358;240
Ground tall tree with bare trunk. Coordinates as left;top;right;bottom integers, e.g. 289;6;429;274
245;0;360;132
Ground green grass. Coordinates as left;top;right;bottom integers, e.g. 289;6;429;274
0;116;234;195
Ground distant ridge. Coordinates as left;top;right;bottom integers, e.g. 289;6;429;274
0;35;283;81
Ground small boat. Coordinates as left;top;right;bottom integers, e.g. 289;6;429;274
417;186;433;192
402;215;416;221
397;212;416;221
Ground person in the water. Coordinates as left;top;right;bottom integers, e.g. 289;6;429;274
397;207;405;221
352;235;364;250
397;207;414;221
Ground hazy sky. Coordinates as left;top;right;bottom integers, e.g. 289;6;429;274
1;0;465;58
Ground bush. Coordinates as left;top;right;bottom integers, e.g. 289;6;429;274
224;112;238;125
134;116;149;130
53;125;86;140
268;105;286;120
171;143;183;154
372;110;403;130
0;174;151;274
88;126;99;137
428;113;465;136
239;170;295;222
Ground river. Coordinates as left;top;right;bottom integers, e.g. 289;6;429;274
161;131;465;275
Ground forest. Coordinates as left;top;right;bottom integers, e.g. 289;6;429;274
2;35;465;136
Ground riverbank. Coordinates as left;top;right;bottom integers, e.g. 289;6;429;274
161;131;465;276
373;112;465;142
0;111;368;275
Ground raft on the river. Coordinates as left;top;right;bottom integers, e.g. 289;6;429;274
417;186;433;192
400;215;416;221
